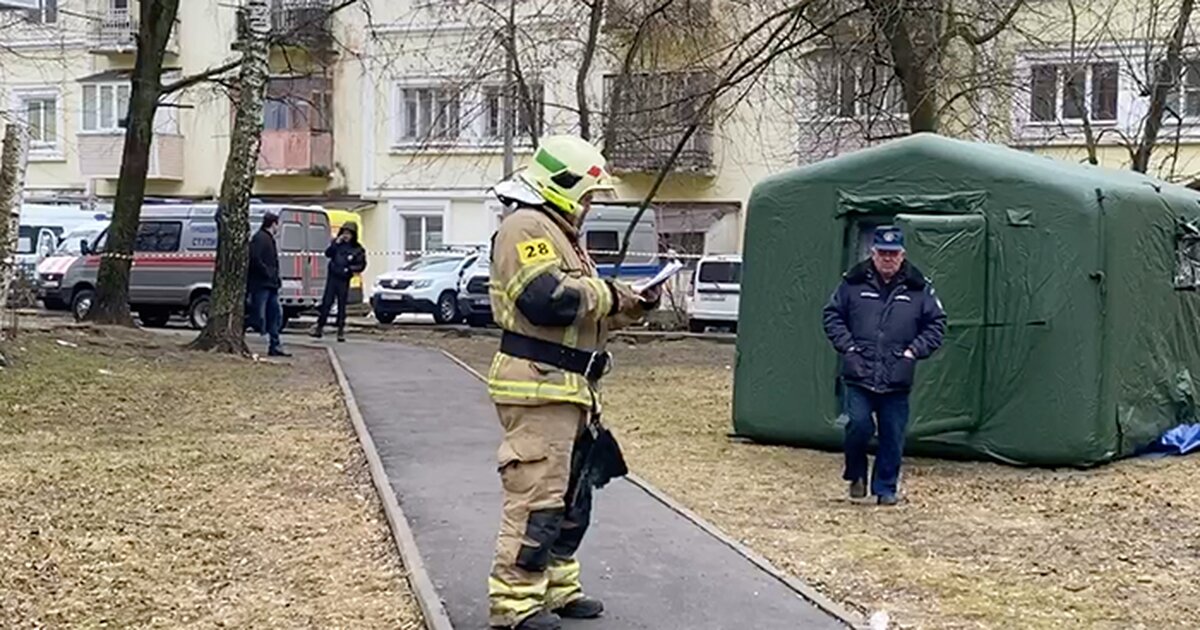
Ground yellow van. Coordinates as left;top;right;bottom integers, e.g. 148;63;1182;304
324;209;365;308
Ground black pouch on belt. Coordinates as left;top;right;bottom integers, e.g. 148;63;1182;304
587;420;628;489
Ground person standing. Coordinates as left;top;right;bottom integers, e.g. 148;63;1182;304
485;135;659;630
312;222;367;342
247;212;289;357
822;225;946;505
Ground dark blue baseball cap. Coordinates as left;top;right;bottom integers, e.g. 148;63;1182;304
873;225;905;251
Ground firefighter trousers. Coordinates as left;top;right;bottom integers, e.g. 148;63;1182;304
489;402;593;628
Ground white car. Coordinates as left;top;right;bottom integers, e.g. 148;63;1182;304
370;252;480;324
685;254;741;333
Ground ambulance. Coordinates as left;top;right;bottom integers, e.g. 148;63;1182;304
42;202;331;329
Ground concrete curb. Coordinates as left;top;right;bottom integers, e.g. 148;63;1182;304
327;346;456;630
437;349;865;630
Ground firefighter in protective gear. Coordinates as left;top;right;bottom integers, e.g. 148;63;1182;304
485;135;658;630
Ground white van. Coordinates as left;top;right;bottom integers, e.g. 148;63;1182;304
685;254;741;333
15;204;108;279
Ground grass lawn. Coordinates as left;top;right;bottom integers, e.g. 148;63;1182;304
0;327;422;629
393;327;1200;630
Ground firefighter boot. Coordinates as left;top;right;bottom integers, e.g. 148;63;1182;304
513;610;561;630
553;597;604;619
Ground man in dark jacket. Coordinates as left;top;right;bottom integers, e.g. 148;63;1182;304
247;212;289;357
822;225;946;505
312;222;367;341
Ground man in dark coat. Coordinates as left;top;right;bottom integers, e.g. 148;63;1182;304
247;212;289;357
312;222;367;341
822;225;947;505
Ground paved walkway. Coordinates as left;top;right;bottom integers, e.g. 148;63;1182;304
334;341;845;630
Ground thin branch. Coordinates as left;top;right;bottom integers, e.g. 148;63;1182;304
160;58;244;95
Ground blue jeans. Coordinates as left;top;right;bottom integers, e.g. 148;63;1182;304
249;287;283;352
842;385;910;498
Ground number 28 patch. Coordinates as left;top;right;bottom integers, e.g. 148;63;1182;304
516;238;557;264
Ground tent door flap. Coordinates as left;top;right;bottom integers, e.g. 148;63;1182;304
895;212;986;439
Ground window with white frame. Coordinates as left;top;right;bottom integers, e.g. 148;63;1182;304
810;52;906;119
16;93;58;153
1028;62;1118;123
1164;59;1200;120
483;82;545;142
402;214;444;257
26;0;57;24
82;82;179;134
396;85;461;144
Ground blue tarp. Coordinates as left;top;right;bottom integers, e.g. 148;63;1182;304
1143;423;1200;456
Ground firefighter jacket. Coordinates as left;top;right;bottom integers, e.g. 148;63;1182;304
487;205;649;407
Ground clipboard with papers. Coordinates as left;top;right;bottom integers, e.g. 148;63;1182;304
631;260;685;295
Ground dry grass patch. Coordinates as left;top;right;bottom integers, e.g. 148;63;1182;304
0;327;422;629
407;329;1199;629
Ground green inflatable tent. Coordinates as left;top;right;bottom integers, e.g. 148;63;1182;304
733;133;1200;466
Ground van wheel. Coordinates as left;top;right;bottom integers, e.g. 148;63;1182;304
687;319;706;334
188;295;210;330
139;309;171;328
71;288;95;322
433;291;459;324
375;312;397;325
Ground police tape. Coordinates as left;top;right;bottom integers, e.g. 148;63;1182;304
85;249;710;261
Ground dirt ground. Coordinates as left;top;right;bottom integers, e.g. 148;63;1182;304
0;327;423;629
392;327;1200;630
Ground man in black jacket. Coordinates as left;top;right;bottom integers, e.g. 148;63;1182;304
247;212;289;357
312;222;367;341
822;225;946;505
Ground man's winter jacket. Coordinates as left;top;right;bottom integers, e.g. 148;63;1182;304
325;224;367;280
248;227;281;291
822;260;947;393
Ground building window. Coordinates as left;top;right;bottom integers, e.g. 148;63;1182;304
82;83;131;132
16;94;58;153
483;82;545;141
26;0;57;24
1028;62;1118;123
1175;220;1200;290
403;215;444;257
812;53;905;119
397;86;461;143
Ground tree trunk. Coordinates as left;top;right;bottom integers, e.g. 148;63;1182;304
0;123;30;314
189;0;270;355
88;0;180;325
576;0;604;140
866;0;940;133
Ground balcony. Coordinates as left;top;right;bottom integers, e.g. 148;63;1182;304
0;0;38;9
78;132;185;181
258;130;333;175
603;71;716;174
604;0;713;32
90;8;179;55
261;0;334;50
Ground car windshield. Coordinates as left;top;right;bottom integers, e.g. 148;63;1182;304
401;257;462;273
698;261;741;284
54;228;103;255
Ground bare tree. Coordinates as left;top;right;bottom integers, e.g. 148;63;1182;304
189;0;271;355
87;0;181;326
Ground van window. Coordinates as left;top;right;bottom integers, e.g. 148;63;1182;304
586;230;620;264
308;224;329;249
281;223;304;252
698;261;741;284
135;221;182;252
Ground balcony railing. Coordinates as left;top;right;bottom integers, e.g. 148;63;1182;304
604;71;716;174
604;0;713;32
90;8;178;54
78;132;185;181
269;0;333;50
258;130;333;175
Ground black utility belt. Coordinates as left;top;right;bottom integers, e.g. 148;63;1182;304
500;331;611;382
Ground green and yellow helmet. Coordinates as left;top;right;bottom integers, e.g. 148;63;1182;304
516;135;611;216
